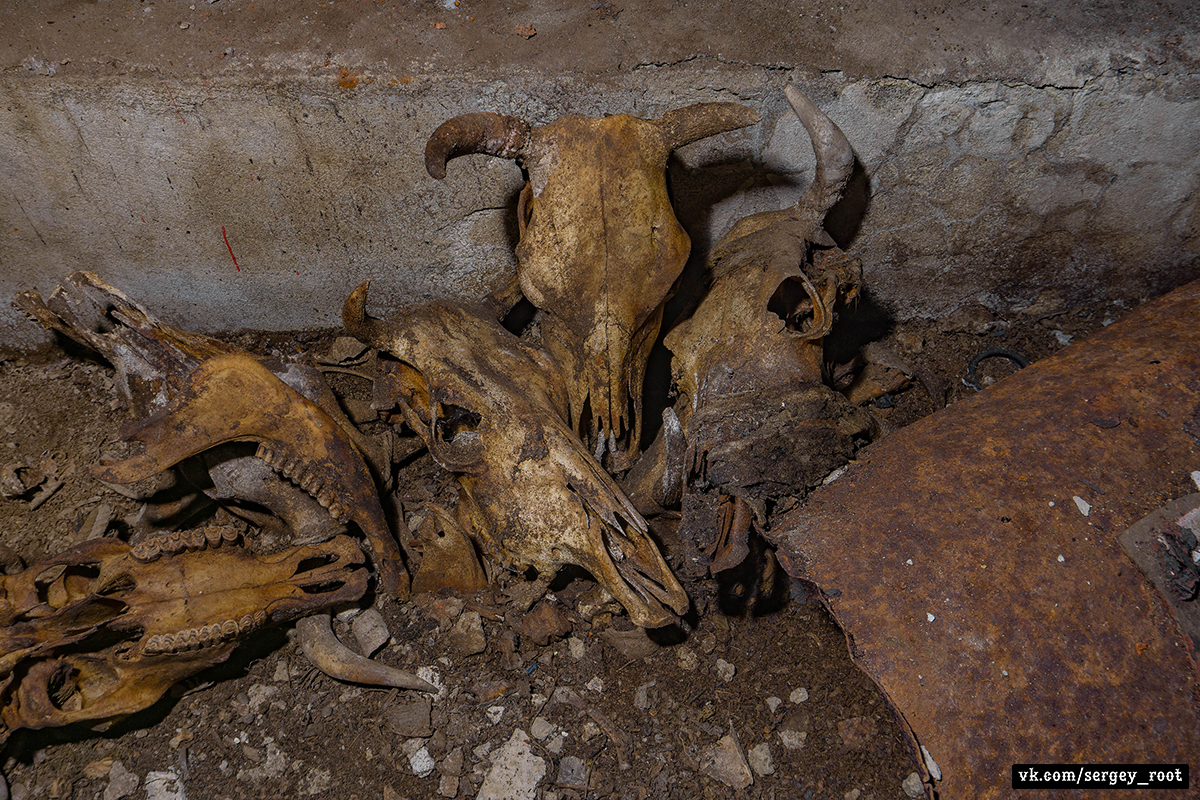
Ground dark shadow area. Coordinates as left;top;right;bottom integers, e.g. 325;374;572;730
824;287;897;366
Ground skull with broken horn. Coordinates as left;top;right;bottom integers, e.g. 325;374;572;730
344;282;689;628
625;86;877;574
0;529;366;741
426;101;760;470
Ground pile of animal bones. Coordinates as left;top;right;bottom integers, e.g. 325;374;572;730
3;85;894;745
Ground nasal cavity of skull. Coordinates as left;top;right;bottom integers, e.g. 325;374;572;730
47;660;81;710
36;563;101;607
293;553;348;594
767;277;816;333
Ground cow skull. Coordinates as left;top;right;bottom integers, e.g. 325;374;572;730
0;529;365;741
425;101;760;469
344;282;689;628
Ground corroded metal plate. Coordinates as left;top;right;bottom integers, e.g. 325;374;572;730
769;279;1200;799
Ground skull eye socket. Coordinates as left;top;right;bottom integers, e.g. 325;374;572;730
436;404;482;444
767;277;817;333
47;661;80;711
36;563;102;609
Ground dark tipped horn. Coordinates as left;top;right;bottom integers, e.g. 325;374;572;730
785;85;855;224
424;112;531;179
654;102;761;152
342;280;392;351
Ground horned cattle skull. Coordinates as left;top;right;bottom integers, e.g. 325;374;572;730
629;86;876;570
344;282;689;628
0;529;365;741
425;102;760;469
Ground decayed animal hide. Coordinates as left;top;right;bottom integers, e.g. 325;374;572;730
426;101;760;470
626;86;877;575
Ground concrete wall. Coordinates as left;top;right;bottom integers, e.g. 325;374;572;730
2;1;1198;349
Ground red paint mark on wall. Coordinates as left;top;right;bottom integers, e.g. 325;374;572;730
222;226;240;271
163;82;186;124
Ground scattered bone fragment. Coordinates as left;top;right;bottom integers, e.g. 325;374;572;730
748;743;775;776
103;761;138;800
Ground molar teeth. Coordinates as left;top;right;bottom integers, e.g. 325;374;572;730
220;619;240;638
204;527;224;548
316;488;333;509
131;540;162;562
185;530;206;551
255;443;275;464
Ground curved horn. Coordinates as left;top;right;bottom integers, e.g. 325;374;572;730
785;84;855;225
297;613;437;692
654;102;761;153
425;112;531;180
342;281;398;355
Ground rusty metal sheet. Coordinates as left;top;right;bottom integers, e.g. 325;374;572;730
769;279;1200;799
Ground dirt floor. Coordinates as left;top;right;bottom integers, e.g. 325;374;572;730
0;294;1130;800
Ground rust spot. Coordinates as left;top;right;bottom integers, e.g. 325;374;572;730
337;67;359;90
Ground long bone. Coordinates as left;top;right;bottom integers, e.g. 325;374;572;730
344;282;689;628
426;102;760;470
91;352;409;600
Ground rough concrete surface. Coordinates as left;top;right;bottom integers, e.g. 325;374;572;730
1;0;1198;348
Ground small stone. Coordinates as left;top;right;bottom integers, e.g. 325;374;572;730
352;608;391;656
567;637;586;660
579;721;601;741
486;706;505;724
472;741;495;762
676;647;698;671
765;696;782;713
422;596;465;631
271;660;290;682
747;743;774;776
556;755;588;788
437;774;459;798
405;741;436;778
585;676;604;693
384;695;433;738
519;601;571;646
441;747;464;776
85;758;114;780
103;761;138;800
530;717;555;740
700;633;717;654
477;729;547;800
837;716;878;749
418;666;447;701
698;730;753;790
144;769;185;800
715;658;736;682
777;730;807;750
788;687;808;704
546;732;566;755
845;790;862;800
922;745;942;781
600;627;660;660
634;681;656;710
446;611;486;656
903;771;926;798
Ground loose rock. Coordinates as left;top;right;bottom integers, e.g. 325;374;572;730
601;627;660;660
384;695;433;738
715;658;736;682
477;729;547;800
698;730;754;790
748;743;775;776
789;687;809;704
903;771;926;798
103;761;138;800
446;611;486;656
352;607;391;656
519;601;571;645
144;769;185;800
556;755;589;788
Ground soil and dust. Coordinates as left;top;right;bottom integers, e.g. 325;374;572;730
0;292;1128;800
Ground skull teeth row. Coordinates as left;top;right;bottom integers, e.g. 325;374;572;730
255;443;350;524
141;610;268;656
131;526;242;563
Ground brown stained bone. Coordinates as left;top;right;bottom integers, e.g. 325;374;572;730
769;279;1200;798
295;613;435;692
14;272;356;546
90;353;409;600
428;102;760;469
344;282;688;628
626;87;873;562
0;530;366;741
410;504;489;596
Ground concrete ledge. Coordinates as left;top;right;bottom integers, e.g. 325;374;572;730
3;1;1198;348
